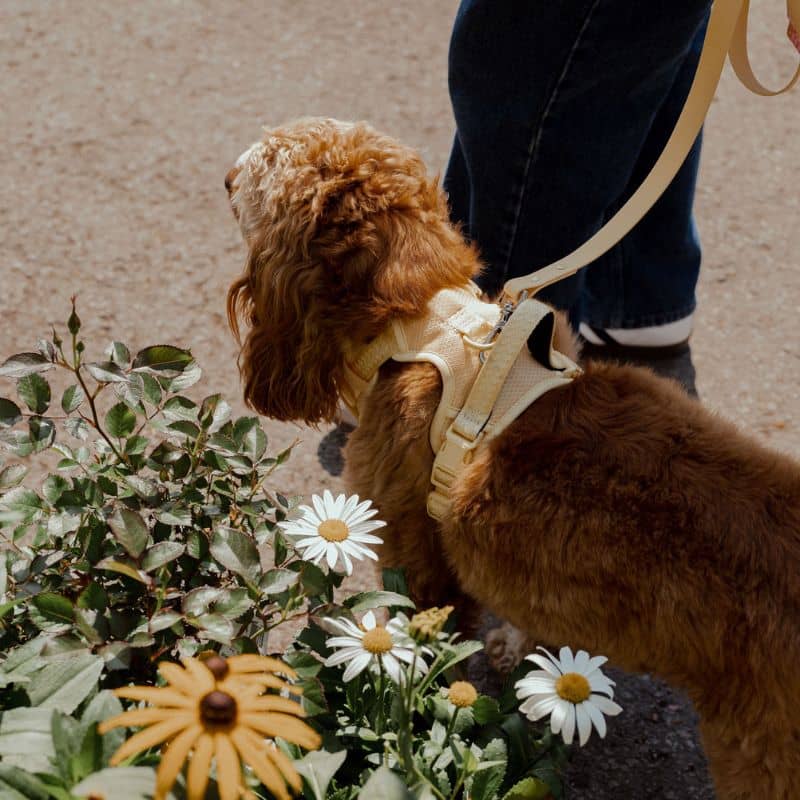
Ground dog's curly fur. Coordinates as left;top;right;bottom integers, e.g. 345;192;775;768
226;118;800;799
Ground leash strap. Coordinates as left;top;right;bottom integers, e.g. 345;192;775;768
501;0;800;305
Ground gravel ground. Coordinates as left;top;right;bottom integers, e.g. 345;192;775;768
2;2;799;797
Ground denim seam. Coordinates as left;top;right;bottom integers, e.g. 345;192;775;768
499;0;603;283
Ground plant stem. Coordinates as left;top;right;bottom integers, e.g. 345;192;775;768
72;365;126;462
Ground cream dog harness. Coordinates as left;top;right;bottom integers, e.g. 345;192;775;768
345;0;799;521
341;284;581;519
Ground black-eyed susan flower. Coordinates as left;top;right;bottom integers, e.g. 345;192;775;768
98;654;320;800
277;491;385;575
515;646;622;746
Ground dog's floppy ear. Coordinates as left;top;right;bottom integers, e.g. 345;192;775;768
227;240;348;425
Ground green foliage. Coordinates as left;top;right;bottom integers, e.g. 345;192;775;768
0;305;569;799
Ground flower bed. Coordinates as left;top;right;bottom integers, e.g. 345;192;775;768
0;305;621;799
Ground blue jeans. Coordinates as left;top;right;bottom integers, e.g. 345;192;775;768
445;0;712;330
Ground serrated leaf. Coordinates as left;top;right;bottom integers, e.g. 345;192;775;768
500;776;553;800
213;587;253;619
210;526;261;583
0;763;52;800
61;384;86;413
0;486;43;522
357;766;413;799
0;353;52;378
182;586;222;617
96;558;150;584
0;417;55;455
0;397;22;428
26;653;104;713
161;360;201;392
157;505;192;525
260;568;300;595
106;340;131;366
198;394;231;432
132;345;193;376
42;474;70;505
344;591;415;613
105;402;136;438
31;592;74;624
16;373;51;414
141;541;185;571
64;416;89;440
187;613;234;644
85;360;129;383
234;416;268;460
108;508;149;557
162;395;198;421
124;434;148;455
140;373;162;405
0;463;27;490
123;474;160;501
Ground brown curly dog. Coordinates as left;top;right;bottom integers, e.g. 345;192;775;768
225;118;800;799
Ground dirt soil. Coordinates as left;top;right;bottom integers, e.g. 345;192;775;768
2;2;799;798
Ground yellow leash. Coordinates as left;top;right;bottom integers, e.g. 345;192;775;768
428;0;800;520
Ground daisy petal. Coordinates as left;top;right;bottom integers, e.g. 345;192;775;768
312;494;327;521
575;703;593;747
584;698;608;739
362;611;377;630
589;695;623;716
561;703;576;745
342;651;373;682
549;699;568;735
325;543;339;569
558;646;575;672
526;654;561;677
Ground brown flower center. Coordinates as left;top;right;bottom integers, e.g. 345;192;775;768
555;672;591;704
199;652;229;680
361;626;393;654
318;519;349;542
200;690;237;729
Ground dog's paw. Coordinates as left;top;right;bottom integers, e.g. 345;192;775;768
484;622;530;675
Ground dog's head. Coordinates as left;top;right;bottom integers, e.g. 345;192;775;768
225;118;478;424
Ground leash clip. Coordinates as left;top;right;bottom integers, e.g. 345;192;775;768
479;291;528;363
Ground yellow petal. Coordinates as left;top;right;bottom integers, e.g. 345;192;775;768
239;713;321;751
114;686;196;708
223;674;302;696
108;714;195;765
155;723;201;799
261;739;303;793
229;727;290;800
181;657;216;694
187;733;214;800
214;732;242;800
159;662;201;697
99;708;174;734
245;696;306;717
227;655;297;678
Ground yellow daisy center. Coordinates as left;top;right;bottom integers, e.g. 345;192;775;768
318;518;349;542
448;681;478;708
362;626;394;654
555;672;591;704
200;690;238;729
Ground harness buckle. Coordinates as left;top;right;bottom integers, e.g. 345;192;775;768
428;426;482;519
479;292;528;364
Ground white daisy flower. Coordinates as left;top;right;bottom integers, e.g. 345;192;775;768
277;490;385;575
323;610;431;684
515;646;622;747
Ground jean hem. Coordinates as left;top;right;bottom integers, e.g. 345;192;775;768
582;300;697;330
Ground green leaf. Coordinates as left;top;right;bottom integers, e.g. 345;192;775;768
157;505;192;525
0;764;51;800
234;416;267;460
148;610;183;633
0;417;55;455
210;527;261;583
108;508;149;557
61;384;86;413
188;613;234;644
344;591;416;613
124;434;148;455
96;558;151;584
31;592;75;624
295;750;348;800
473;695;504;725
64;416;89;441
162;395;198;421
0;353;52;378
471;739;507;800
0;463;27;490
26;653;104;713
260;568;300;595
42;474;70;505
85;361;129;383
140;373;162;405
161;360;201;391
0;486;43;523
72;767;156;800
105;402;136;438
198;394;231;432
141;541;185;571
501;776;553;800
357;766;413;799
106;341;131;366
132;345;193;376
0;707;55;773
16;374;51;414
295;561;329;597
77;582;108;613
0;397;22;428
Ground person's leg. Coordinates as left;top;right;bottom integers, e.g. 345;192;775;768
444;0;711;324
